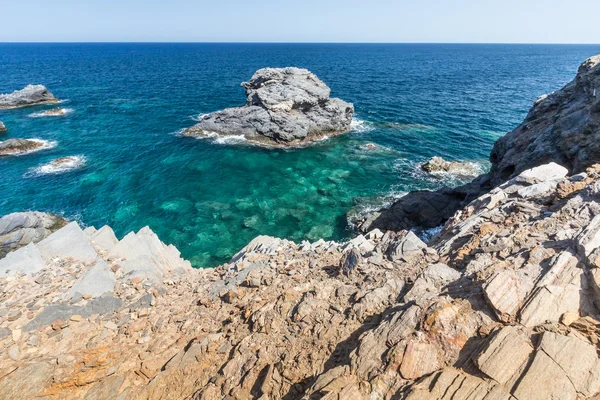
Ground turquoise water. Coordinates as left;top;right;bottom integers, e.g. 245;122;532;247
1;44;599;267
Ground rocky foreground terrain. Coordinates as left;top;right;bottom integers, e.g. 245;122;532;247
0;85;59;109
2;160;600;400
183;67;354;147
1;55;600;400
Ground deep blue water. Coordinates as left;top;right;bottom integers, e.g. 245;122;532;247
1;43;599;267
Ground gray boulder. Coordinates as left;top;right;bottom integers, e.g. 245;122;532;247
0;212;67;258
0;85;59;109
183;67;354;146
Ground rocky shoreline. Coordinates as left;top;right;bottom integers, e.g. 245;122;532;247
0;56;599;399
183;67;354;148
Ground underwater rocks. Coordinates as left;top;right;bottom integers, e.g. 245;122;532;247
183;67;354;147
0;212;67;259
0;121;6;133
0;85;59;109
489;54;600;186
0;138;54;156
421;156;479;177
31;107;70;117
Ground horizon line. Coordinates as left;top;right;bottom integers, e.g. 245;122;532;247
1;41;600;45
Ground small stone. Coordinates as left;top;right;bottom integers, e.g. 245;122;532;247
8;344;20;361
51;319;64;331
339;248;362;276
70;315;83;322
7;310;22;322
12;329;22;341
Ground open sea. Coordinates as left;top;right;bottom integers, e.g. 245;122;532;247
1;43;599;267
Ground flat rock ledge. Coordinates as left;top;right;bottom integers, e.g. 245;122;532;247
182;67;354;148
0;85;59;109
2;162;600;399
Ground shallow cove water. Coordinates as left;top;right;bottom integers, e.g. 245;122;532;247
1;43;599;267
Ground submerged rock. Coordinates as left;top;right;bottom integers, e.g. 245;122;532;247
183;67;354;147
36;107;69;117
0;84;59;109
421;156;479;176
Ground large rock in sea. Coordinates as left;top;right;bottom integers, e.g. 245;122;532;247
0;85;59;109
183;67;354;147
355;54;600;233
0;212;67;258
0;121;6;133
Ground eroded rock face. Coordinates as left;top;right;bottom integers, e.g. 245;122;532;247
183;67;354;147
0;85;59;109
490;55;600;186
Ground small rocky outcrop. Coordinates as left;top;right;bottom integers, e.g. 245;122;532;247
183;67;354;147
0;85;59;109
0;212;67;258
421;156;479;176
0;138;49;156
355;54;600;234
0;121;6;133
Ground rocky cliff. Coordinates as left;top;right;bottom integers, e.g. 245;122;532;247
2;56;600;400
356;54;600;234
183;67;354;147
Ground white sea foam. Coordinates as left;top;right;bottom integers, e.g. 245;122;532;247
29;155;86;176
416;225;443;243
28;108;74;118
350;117;375;133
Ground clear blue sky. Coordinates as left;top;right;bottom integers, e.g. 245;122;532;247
2;0;599;43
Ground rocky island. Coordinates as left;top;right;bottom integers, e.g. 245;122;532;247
183;67;354;147
1;55;600;400
0;85;59;109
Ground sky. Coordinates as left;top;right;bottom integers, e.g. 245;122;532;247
1;0;599;43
